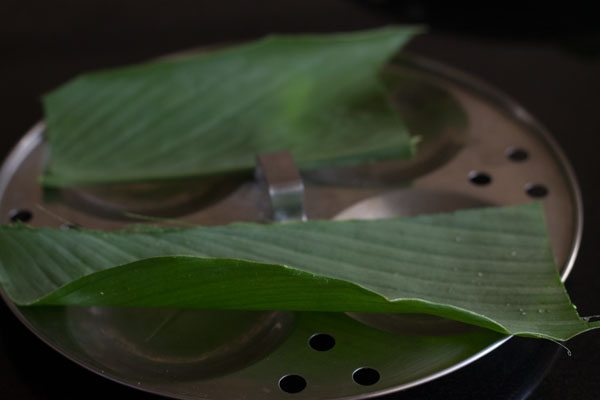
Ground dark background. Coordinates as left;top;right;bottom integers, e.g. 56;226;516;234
1;1;600;398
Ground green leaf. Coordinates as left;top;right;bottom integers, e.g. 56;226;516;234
0;203;596;341
41;26;421;187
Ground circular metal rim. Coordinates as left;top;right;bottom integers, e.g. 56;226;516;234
0;53;583;399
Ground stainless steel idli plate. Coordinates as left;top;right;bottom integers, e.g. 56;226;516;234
0;54;582;399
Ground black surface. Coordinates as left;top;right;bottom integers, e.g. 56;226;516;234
1;1;600;399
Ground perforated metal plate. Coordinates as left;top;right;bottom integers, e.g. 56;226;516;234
0;54;582;399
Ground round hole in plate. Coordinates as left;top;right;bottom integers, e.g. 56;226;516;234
8;208;32;223
308;333;335;351
525;183;549;198
468;171;492;186
352;367;380;386
506;147;529;162
279;374;307;393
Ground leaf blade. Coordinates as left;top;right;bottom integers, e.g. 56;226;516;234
42;26;421;187
0;203;596;341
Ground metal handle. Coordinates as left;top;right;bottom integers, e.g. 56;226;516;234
255;151;306;222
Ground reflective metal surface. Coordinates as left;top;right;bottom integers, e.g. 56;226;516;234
255;151;307;222
0;54;582;399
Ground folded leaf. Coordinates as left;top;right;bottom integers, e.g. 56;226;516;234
0;203;596;341
41;26;420;187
